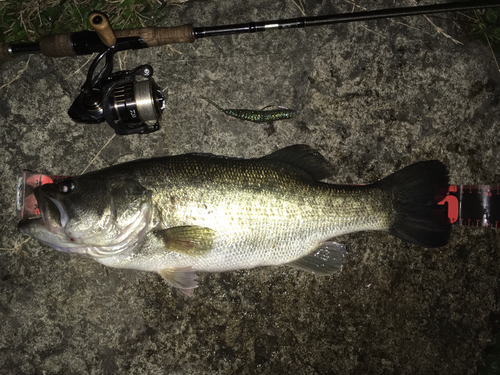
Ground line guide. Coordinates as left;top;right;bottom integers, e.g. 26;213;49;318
16;171;500;228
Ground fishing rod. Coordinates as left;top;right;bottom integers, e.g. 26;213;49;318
1;0;499;60
2;0;500;135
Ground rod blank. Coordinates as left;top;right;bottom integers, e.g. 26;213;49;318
193;0;500;38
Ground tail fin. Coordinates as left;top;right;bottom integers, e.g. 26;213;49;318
375;160;450;248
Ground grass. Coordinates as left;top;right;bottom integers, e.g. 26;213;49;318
0;0;189;43
456;7;500;72
478;312;500;375
471;8;500;54
478;333;500;375
456;7;500;55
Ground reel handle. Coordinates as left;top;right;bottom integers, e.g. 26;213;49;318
89;12;117;47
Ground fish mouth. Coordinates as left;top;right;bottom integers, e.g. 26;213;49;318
17;216;44;235
18;189;77;253
47;197;69;227
18;188;68;234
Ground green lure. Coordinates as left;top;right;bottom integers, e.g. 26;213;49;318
201;97;296;123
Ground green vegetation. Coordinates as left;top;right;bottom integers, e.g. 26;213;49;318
462;8;500;54
477;311;500;375
478;331;500;375
0;0;184;43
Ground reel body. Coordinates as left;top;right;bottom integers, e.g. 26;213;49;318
68;47;165;135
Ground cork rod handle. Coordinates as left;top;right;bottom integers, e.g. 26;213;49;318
0;42;12;60
0;24;195;60
114;25;195;46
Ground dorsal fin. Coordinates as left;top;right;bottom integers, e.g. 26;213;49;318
262;145;332;181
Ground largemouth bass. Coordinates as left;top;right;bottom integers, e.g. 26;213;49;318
18;145;450;295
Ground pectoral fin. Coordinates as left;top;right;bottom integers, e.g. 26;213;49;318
154;226;215;256
158;267;198;297
288;241;347;276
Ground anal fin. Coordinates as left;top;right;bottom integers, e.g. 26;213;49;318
288;241;347;276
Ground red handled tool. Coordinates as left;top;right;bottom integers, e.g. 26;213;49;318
438;185;500;227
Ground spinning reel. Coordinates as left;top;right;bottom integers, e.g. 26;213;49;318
68;13;165;135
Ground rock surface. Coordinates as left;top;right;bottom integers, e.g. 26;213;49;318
1;1;499;374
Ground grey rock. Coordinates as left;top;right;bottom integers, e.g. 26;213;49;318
1;1;499;374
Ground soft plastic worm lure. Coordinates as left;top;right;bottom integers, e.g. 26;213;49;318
201;97;297;123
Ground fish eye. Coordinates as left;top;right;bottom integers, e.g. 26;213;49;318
60;180;75;194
